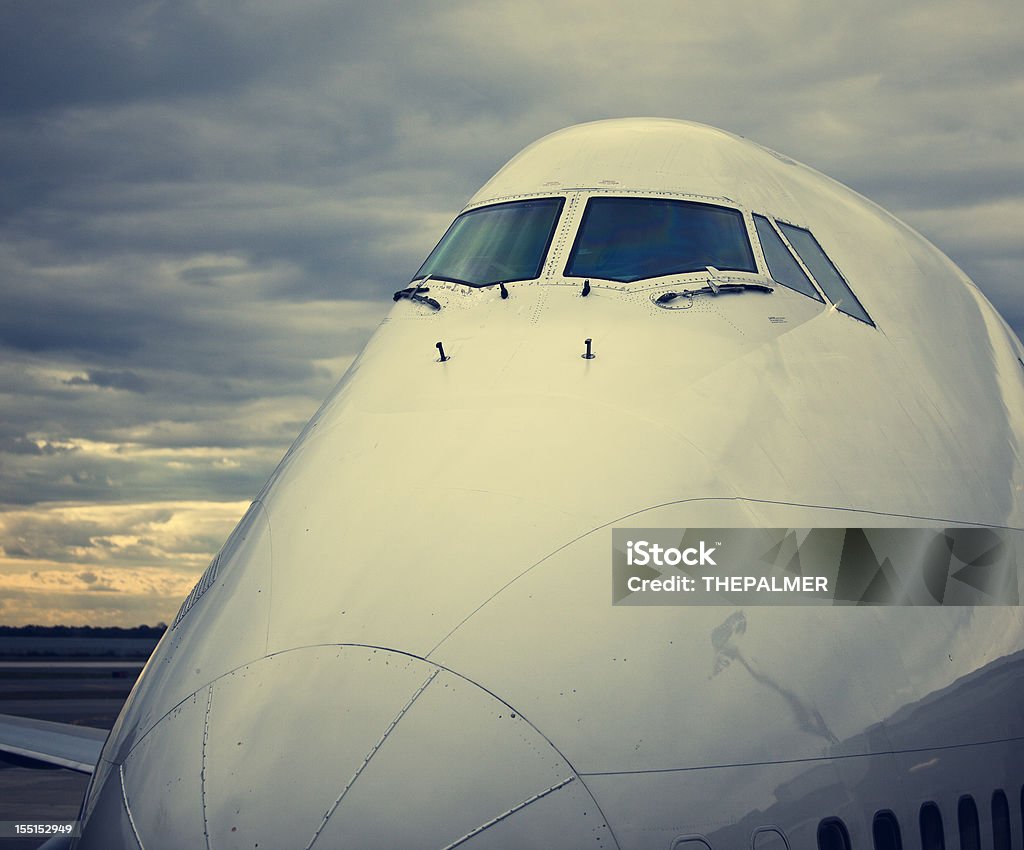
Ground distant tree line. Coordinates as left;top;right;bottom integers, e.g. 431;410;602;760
0;624;167;638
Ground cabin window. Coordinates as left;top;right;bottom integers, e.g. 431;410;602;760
1020;786;1024;850
753;826;791;850
413;197;564;288
819;818;852;850
993;791;1011;850
921;802;946;850
776;222;874;326
959;796;981;850
753;214;822;302
874;811;903;850
565;197;756;283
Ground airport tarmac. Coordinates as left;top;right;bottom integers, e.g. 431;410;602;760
0;660;138;850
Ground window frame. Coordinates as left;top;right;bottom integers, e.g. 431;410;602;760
752;213;824;303
921;801;946;850
775;220;875;327
993;790;1011;850
873;810;904;850
412;196;566;288
562;195;758;284
819;818;853;850
753;826;792;850
959;795;981;850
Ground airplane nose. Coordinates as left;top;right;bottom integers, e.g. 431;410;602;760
78;645;614;849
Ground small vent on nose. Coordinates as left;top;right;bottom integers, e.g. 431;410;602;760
172;553;220;629
170;501;262;630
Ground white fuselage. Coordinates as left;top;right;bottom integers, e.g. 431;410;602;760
73;119;1024;850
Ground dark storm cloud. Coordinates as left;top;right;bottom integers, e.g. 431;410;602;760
0;240;382;504
0;502;238;568
66;370;151;393
0;0;380;114
0;436;74;456
0;437;43;456
0;445;270;506
0;295;143;357
0;250;365;374
1;0;253;112
2;511;134;560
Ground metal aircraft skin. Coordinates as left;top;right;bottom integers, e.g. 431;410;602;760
9;118;1024;850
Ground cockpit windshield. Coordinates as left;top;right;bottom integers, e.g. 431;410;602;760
413;197;563;287
565;198;756;283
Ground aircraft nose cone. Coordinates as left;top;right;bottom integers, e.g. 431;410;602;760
79;646;614;849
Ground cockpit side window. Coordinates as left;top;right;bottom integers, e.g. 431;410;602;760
564;197;756;284
777;222;874;326
413;197;564;288
753;214;823;302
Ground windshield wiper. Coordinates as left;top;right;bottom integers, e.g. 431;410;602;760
393;279;441;311
655;266;774;305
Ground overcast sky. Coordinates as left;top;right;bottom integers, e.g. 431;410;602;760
1;0;1021;626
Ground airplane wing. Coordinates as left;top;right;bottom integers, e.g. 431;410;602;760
0;713;107;774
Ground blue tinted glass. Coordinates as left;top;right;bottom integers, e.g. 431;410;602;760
959;797;980;850
991;792;1010;850
414;198;563;287
873;811;902;850
566;198;756;283
778;222;874;326
753;215;822;302
818;820;851;850
920;802;945;850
